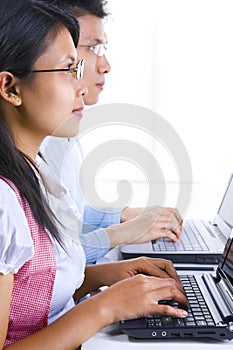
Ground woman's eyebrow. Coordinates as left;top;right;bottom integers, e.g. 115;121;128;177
59;55;76;64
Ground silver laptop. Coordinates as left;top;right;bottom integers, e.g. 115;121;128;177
120;174;233;264
120;230;233;340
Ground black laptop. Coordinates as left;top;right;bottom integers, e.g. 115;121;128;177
120;175;233;264
120;231;233;340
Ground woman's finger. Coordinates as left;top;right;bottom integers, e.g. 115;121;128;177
143;258;181;284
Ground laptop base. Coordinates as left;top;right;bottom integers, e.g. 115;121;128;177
120;249;221;264
120;322;233;341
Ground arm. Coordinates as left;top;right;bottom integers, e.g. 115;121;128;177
0;273;13;349
81;207;183;262
73;256;183;301
82;204;122;231
80;227;110;264
3;272;188;350
104;209;182;248
0;211;187;350
83;205;183;241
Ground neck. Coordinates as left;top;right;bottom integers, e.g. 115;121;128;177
3;105;43;161
14;134;42;162
20;151;40;175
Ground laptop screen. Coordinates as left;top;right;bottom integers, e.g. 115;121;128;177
217;175;233;228
220;231;233;284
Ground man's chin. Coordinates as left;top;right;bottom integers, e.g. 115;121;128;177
84;95;99;106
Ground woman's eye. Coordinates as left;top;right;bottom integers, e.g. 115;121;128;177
65;63;74;71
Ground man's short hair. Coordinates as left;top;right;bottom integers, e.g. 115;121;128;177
39;0;109;19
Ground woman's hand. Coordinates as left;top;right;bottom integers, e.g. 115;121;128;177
90;273;188;324
74;258;188;339
91;257;182;287
107;206;183;248
73;257;183;301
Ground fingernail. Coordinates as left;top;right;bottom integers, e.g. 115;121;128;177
180;310;188;317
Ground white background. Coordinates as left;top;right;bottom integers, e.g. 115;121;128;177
80;0;233;218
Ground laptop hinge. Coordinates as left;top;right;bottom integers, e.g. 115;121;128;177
203;273;233;324
216;268;233;314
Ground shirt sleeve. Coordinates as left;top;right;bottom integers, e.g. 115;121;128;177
79;228;110;265
0;180;34;275
82;204;122;232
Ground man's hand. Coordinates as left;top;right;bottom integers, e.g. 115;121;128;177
107;206;183;247
121;206;182;240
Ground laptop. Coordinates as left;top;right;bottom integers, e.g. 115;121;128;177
120;174;233;264
120;230;233;340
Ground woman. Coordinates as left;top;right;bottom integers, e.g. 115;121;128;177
0;0;188;348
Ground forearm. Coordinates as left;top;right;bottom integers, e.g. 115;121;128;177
105;224;128;248
6;296;108;350
120;207;142;222
73;265;106;301
105;215;154;248
80;229;110;264
83;205;122;230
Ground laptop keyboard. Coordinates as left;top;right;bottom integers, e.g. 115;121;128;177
146;275;215;328
152;221;209;251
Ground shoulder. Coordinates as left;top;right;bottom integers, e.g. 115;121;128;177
0;179;27;218
0;179;34;274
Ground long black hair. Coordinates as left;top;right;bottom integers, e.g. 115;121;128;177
0;0;80;244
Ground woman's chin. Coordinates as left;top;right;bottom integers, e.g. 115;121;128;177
51;116;81;138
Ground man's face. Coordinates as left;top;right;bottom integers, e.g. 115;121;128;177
77;14;111;105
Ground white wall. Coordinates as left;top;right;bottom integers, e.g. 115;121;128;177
80;0;233;217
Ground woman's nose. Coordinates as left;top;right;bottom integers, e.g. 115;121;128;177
78;79;88;97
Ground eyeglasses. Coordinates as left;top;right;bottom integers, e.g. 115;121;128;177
16;59;85;80
78;44;107;57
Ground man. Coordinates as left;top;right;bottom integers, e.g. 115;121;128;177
40;0;183;264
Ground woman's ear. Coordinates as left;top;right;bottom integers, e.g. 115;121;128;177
0;71;22;106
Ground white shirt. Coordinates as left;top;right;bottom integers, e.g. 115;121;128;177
40;136;122;264
0;171;86;324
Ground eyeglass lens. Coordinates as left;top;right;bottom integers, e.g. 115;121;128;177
74;59;84;80
95;44;107;56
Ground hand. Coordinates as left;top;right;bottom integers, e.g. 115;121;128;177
121;205;183;241
92;274;189;324
74;256;184;303
107;206;183;247
89;257;182;288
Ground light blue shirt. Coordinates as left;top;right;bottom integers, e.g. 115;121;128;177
40;136;122;264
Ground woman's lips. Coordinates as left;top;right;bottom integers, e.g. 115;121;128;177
96;82;104;90
72;106;84;116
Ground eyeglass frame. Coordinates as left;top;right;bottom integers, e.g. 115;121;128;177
14;59;85;80
78;43;107;57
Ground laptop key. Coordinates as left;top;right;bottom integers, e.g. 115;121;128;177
196;320;207;326
185;321;196;326
145;275;215;332
173;318;185;327
161;317;174;327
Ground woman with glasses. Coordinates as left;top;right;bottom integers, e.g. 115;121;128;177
0;0;188;348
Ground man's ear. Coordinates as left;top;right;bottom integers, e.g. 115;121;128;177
0;71;22;106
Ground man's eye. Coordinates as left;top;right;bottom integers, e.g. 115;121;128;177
89;45;97;52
